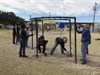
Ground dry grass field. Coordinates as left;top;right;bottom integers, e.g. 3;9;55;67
0;29;100;75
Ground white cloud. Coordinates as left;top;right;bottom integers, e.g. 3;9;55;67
0;0;100;18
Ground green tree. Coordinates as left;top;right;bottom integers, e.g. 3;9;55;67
0;11;25;26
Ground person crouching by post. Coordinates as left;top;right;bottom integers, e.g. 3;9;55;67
37;36;48;57
19;24;28;57
50;37;68;55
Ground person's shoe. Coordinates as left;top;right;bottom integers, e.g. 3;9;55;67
23;55;28;57
19;55;23;57
13;43;15;44
62;53;66;55
81;61;87;64
80;59;83;61
50;53;53;55
44;53;47;57
81;62;86;64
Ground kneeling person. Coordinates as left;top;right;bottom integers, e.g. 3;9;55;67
37;36;48;56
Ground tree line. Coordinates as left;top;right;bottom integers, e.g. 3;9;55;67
0;11;25;26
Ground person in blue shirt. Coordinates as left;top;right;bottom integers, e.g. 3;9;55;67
77;25;91;64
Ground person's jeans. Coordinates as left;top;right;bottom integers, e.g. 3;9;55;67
37;44;46;53
50;40;58;55
81;41;89;62
19;39;26;56
60;45;65;54
16;34;20;44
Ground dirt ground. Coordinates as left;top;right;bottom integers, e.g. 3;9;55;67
0;29;100;75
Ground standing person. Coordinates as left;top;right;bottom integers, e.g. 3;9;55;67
16;24;20;44
76;25;91;64
26;27;30;47
12;25;16;44
19;25;28;57
50;37;68;55
37;36;48;57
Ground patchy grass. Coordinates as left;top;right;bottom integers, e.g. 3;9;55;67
0;29;100;75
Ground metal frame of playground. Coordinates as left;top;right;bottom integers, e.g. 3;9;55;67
30;16;77;63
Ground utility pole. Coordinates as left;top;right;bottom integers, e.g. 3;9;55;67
92;2;97;32
49;12;51;22
49;12;51;17
48;12;51;31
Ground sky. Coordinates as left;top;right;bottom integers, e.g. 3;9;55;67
0;0;100;22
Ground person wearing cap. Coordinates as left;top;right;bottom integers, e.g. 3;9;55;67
50;37;67;55
76;24;91;64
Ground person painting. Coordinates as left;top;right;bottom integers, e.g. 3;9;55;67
50;37;68;55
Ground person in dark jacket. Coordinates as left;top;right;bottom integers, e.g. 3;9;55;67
13;25;16;44
19;25;28;57
50;37;67;55
76;25;91;64
16;24;20;44
37;36;48;57
19;25;33;57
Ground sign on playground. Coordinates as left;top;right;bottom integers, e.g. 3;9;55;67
58;22;65;29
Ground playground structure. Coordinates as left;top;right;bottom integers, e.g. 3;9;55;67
30;16;77;63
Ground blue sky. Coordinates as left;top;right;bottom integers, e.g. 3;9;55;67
0;0;100;22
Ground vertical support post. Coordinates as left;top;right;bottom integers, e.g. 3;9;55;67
93;9;96;32
30;15;33;49
31;21;34;49
42;20;44;36
60;29;62;37
69;19;72;57
74;18;77;63
35;18;38;57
